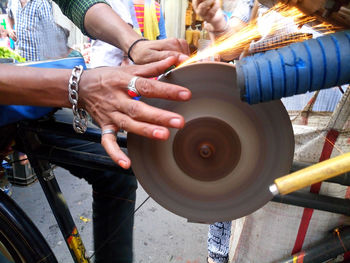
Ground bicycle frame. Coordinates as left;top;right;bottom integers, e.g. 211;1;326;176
10;119;128;263
3;118;350;263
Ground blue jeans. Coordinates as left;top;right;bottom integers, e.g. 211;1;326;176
208;221;232;263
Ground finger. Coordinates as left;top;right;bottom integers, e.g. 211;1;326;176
340;7;350;14
150;50;189;65
159;38;190;56
197;0;215;18
207;0;221;18
155;38;190;56
339;6;350;16
197;0;215;13
109;111;172;140
101;128;131;169
133;39;189;64
193;0;207;9
133;77;191;101
117;99;186;130
204;22;215;32
130;56;180;77
178;38;191;56
192;0;211;6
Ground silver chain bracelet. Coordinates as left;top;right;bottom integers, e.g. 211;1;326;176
68;65;89;134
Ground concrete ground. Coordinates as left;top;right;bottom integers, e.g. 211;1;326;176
10;167;208;263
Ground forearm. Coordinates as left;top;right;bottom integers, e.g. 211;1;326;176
0;65;71;107
53;0;107;34
84;3;140;53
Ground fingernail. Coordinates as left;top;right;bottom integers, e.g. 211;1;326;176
169;118;182;127
153;129;166;139
179;91;190;100
118;160;128;169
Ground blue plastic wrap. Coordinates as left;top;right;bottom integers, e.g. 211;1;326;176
236;30;350;104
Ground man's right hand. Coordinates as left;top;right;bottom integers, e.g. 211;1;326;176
192;0;227;33
7;29;17;41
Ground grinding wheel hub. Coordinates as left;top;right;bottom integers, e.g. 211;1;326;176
173;117;241;182
128;62;294;223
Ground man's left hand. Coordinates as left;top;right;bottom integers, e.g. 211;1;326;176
129;38;190;65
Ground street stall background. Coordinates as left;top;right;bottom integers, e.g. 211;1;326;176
1;0;350;262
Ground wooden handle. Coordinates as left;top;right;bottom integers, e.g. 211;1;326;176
274;152;350;195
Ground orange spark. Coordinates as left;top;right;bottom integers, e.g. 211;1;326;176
179;3;339;68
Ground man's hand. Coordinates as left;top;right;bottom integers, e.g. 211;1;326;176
7;29;17;41
192;0;227;33
338;6;350;24
129;38;190;65
79;56;192;169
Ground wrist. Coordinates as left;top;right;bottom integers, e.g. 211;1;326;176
127;38;149;63
210;10;228;35
68;65;89;134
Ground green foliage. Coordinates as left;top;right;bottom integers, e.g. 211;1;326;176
0;47;26;62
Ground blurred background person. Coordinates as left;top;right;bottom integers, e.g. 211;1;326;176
54;23;83;58
6;0;63;61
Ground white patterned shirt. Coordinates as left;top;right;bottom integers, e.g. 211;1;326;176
9;0;55;61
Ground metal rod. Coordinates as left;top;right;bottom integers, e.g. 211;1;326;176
271;191;350;216
31;144;132;174
278;226;350;263
18;129;90;263
291;161;350;186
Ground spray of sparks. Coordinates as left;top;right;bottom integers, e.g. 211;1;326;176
180;3;340;67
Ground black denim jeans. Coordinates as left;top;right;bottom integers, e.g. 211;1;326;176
32;110;137;263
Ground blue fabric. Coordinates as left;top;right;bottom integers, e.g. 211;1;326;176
9;38;15;50
208;221;231;263
0;57;86;127
157;7;166;40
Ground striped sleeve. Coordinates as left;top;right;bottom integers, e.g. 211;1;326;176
53;0;108;36
134;2;161;33
155;2;160;22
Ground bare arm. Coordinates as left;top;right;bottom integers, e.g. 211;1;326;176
0;57;191;168
84;3;139;55
6;14;17;41
0;65;71;107
193;0;227;34
193;0;247;60
83;3;189;64
53;0;189;64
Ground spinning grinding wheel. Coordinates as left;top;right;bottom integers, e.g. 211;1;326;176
128;62;294;223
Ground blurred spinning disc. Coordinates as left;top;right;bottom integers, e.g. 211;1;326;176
128;62;294;223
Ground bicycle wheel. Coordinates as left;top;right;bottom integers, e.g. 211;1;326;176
0;190;58;263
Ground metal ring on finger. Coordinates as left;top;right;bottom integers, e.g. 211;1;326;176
101;129;117;136
127;76;141;98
